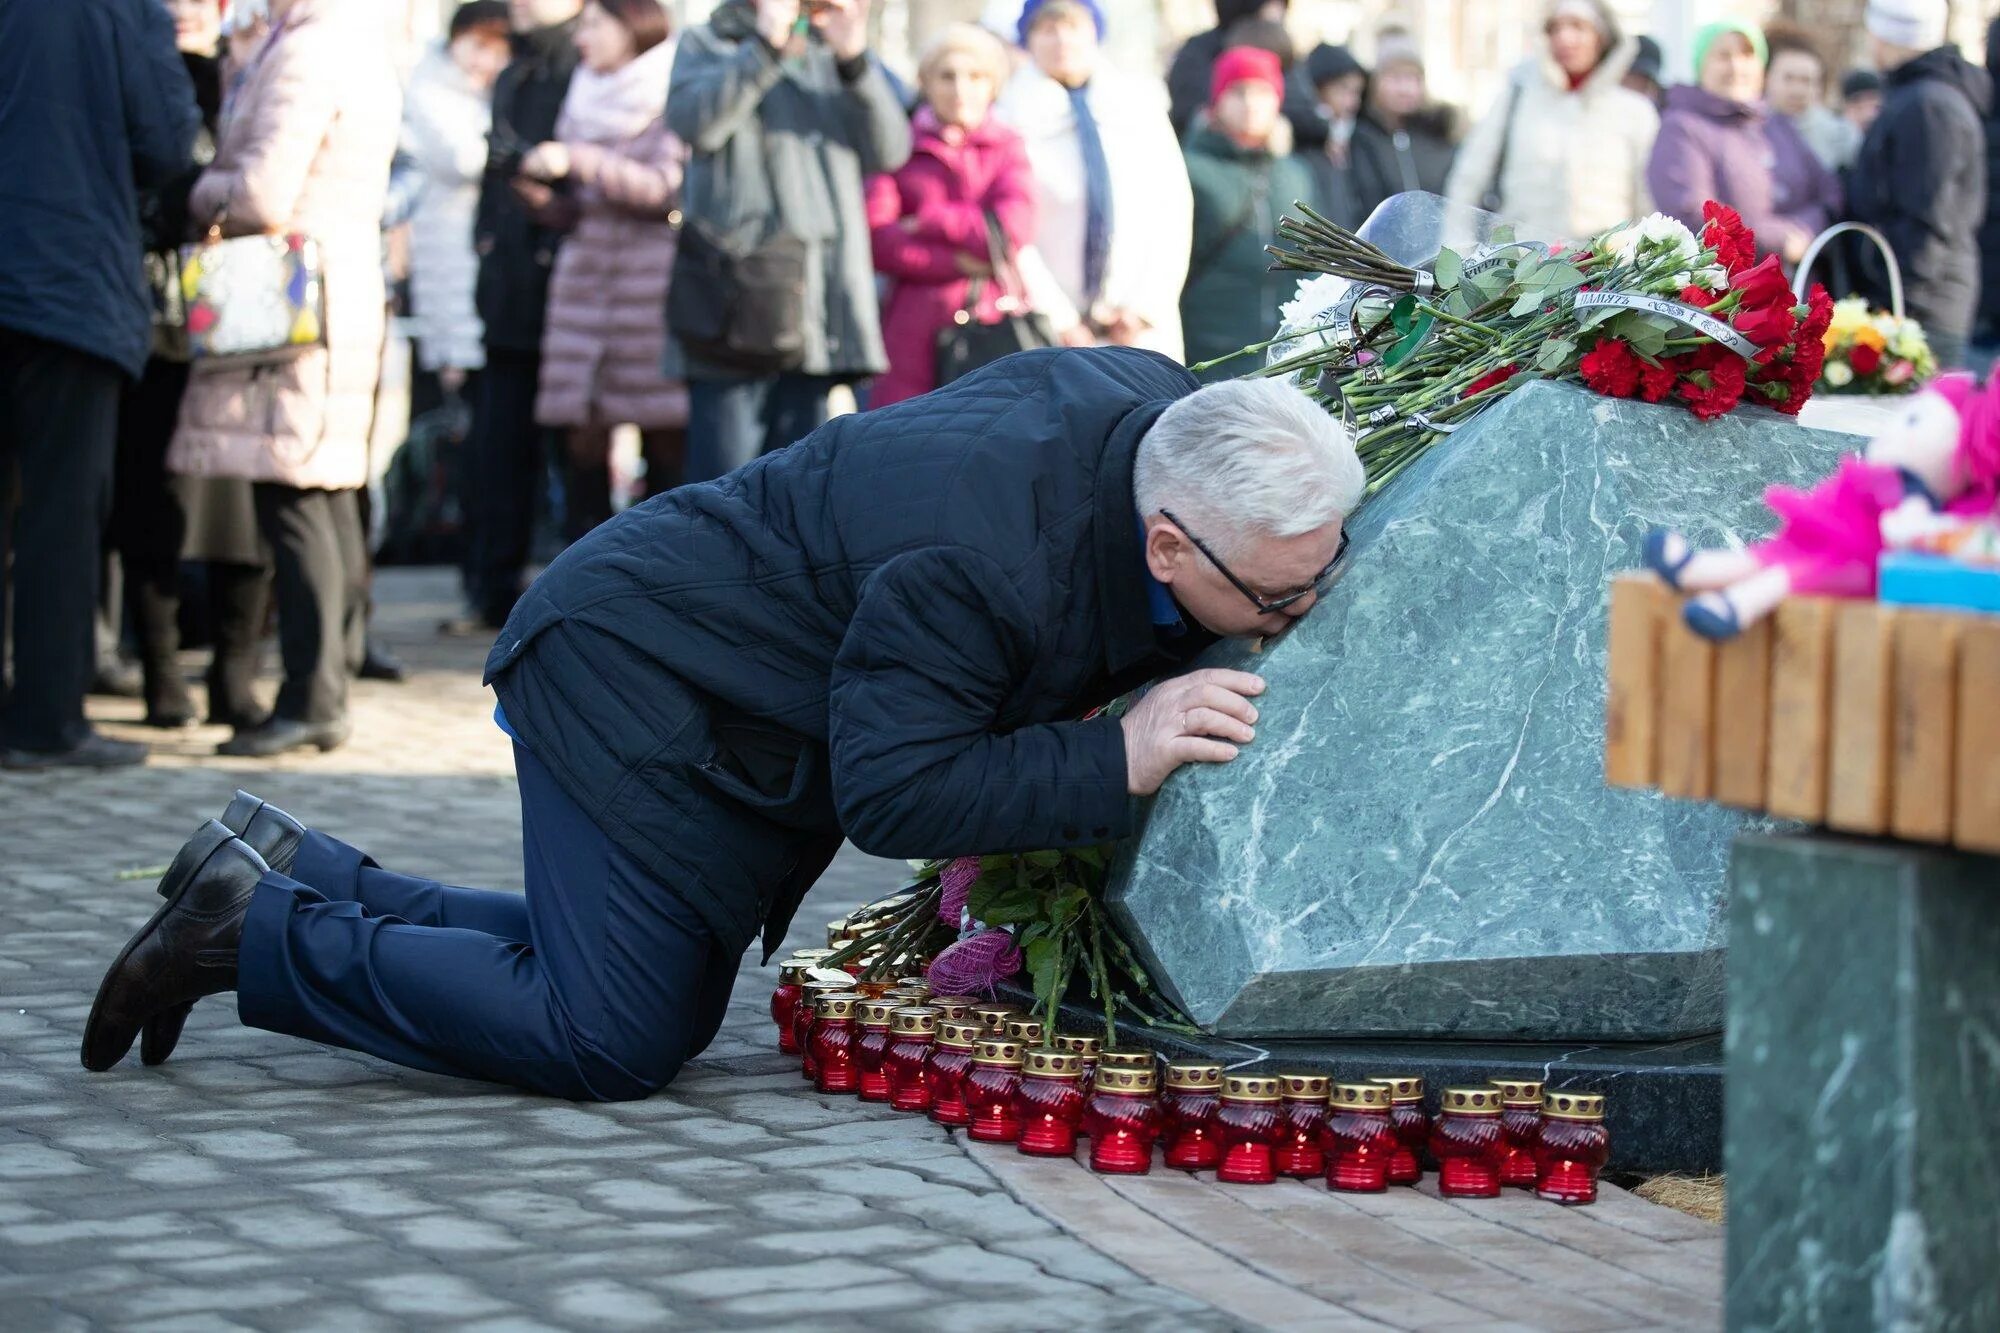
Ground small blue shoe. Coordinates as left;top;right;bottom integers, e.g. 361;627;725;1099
1643;527;1696;591
1683;594;1743;642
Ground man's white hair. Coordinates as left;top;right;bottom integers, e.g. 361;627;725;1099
1134;378;1366;555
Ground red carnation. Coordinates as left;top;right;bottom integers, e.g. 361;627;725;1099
1580;338;1641;398
1463;362;1520;397
1801;283;1834;342
1701;201;1757;274
1677;345;1747;420
1849;343;1882;376
1638;356;1679;403
1729;254;1794;314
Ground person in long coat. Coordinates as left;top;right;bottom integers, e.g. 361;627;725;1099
864;23;1036;408
167;0;402;758
1180;47;1316;381
1347;33;1458;225
1444;0;1658;242
522;0;687;536
1646;20;1840;265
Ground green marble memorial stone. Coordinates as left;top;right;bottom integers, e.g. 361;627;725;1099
1105;380;1856;1039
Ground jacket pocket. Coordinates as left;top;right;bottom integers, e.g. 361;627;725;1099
692;715;838;833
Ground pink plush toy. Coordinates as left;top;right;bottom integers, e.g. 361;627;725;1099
1644;372;2000;639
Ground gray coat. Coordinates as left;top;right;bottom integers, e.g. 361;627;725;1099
664;3;911;380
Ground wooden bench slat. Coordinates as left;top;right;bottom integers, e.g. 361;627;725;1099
1605;576;1669;790
1713;616;1773;811
1890;611;1963;845
1767;599;1836;824
1954;620;2000;855
1826;602;1898;836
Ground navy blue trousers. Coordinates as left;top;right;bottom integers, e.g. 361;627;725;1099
236;743;736;1100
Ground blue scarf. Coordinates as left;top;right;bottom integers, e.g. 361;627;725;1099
1068;84;1113;307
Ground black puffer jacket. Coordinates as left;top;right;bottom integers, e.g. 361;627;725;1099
474;18;581;354
1976;20;2000;338
486;347;1210;956
1850;45;1990;340
1348;107;1458;226
0;0;198;378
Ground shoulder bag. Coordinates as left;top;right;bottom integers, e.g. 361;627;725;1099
667;215;810;375
934;210;1055;387
176;229;328;369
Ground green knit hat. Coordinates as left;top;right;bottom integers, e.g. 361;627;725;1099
1692;19;1768;78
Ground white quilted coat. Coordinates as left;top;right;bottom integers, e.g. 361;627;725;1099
400;43;490;372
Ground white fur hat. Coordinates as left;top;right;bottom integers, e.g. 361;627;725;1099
1865;0;1948;52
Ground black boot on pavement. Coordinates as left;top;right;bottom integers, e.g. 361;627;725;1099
0;733;147;772
81;822;267;1072
217;716;349;758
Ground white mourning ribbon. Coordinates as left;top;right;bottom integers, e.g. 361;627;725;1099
1572;291;1760;360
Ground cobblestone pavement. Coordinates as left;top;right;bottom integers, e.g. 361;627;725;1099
0;569;1720;1331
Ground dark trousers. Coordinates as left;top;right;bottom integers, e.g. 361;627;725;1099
0;331;123;752
463;346;549;625
252;483;365;725
684;374;837;484
237;741;735;1101
112;359;192;714
559;425;688;541
199;560;269;727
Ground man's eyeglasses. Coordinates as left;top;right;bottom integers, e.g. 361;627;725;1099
1159;509;1349;615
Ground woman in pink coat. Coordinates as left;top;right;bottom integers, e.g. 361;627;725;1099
865;23;1038;409
168;0;402;758
522;0;686;539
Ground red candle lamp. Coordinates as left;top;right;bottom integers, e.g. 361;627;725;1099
1216;1074;1285;1185
1492;1078;1546;1189
1002;1015;1046;1046
772;961;812;1054
965;1037;1027;1143
809;992;866;1095
1535;1091;1610;1205
885;1005;940;1113
927;995;980;1024
1431;1086;1506;1197
1160;1061;1224;1170
854;999;900;1102
926;1019;983;1127
1053;1034;1103;1099
1084;1065;1161;1174
1013;1049;1087;1157
1096;1047;1156;1074
971;1003;1020;1036
1368;1075;1429;1185
1323;1082;1400;1193
1276;1073;1332;1178
796;979;853;1081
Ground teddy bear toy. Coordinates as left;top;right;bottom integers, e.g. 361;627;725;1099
1642;371;2000;640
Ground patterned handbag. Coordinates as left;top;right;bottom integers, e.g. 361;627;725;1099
177;230;327;368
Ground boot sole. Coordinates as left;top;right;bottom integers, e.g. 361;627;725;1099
82;821;237;1073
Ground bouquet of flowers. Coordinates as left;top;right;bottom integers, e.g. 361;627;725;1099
1818;295;1936;394
1209;199;1834;494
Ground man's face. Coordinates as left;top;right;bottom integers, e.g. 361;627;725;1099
1316;71;1364;122
1372;61;1424;119
1765;50;1822;117
1027;11;1098;89
1215;80;1282;144
1143;514;1347;639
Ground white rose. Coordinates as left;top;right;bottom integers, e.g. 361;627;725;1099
1823;360;1855;387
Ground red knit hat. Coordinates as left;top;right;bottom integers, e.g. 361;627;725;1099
1211;45;1285;108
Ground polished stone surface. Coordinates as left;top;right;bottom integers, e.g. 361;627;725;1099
1107;381;1857;1039
1725;833;2000;1333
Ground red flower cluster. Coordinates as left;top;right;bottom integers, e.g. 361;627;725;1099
1701;201;1756;275
1463;362;1520;398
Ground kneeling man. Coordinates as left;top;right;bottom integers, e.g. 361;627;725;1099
83;347;1362;1099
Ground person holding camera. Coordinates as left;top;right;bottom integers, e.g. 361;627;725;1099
665;0;911;482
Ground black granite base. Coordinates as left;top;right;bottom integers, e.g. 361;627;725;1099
997;984;1721;1175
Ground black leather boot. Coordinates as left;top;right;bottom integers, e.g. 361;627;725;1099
82;823;268;1073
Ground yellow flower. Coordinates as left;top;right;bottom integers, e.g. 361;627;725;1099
1826;295;1873;335
1850;324;1888;353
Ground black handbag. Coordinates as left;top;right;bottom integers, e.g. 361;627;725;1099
934;211;1054;387
668;217;809;374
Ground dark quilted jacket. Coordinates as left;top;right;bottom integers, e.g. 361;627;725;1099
485;346;1208;957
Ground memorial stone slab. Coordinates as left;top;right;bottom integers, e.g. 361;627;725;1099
1724;833;2000;1332
1106;380;1857;1039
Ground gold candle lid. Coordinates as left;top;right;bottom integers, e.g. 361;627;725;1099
887;989;931;1005
1093;1065;1158;1094
1278;1072;1331;1101
972;1037;1025;1067
1440;1086;1503;1115
1053;1034;1103;1060
1164;1061;1224;1091
1097;1047;1155;1072
1542;1090;1606;1122
1222;1074;1282;1103
936;1019;984;1050
778;961;815;985
1369;1075;1424;1102
815;993;862;1020
928;993;980;1016
1001;1016;1046;1044
786;948;836;962
1022;1049;1083;1079
971;1003;1019;1033
803;978;854;999
890;1006;938;1036
857;999;900;1027
1492;1078;1545;1107
896;977;932;993
1331;1082;1392;1110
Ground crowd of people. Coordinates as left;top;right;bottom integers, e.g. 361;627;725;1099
1;0;1995;771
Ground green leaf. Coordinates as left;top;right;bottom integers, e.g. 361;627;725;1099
1513;254;1542;287
1446;286;1474;318
1535;338;1576;372
1509;289;1545;319
1490;223;1516;245
1024;850;1064;868
1537;262;1587;293
1389;294;1418;335
1432;247;1462;291
1025;937;1062;1008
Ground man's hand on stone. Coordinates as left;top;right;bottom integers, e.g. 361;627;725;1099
1120;669;1265;796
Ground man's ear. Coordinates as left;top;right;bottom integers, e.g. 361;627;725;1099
1143;516;1185;585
